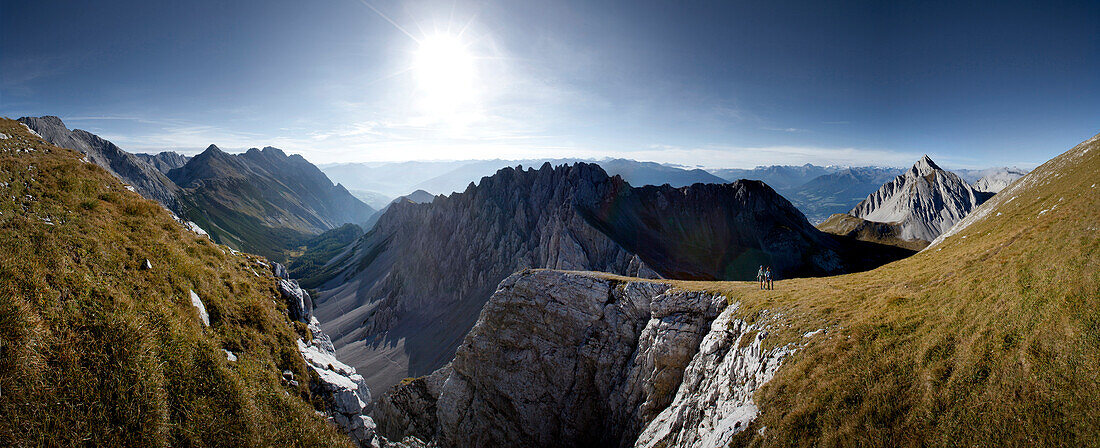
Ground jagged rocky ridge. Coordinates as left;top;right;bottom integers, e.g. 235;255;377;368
315;163;655;393
849;155;993;242
314;162;903;394
372;270;806;447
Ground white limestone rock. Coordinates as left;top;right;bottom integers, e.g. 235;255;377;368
189;289;209;326
850;155;991;242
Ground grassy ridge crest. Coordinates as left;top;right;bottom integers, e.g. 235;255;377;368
0;118;349;447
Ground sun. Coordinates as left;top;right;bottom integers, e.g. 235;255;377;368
413;33;477;118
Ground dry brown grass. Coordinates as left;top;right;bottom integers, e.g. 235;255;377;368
576;133;1100;446
0;119;350;447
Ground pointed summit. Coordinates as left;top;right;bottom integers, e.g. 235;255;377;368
201;144;224;155
850;154;988;242
910;154;941;175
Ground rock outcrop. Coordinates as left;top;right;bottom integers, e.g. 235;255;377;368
849;155;993;242
634;309;797;448
373;270;803;448
299;327;380;447
273;262;314;323
274;261;383;447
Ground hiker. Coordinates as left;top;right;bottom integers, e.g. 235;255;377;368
757;265;765;290
765;266;773;290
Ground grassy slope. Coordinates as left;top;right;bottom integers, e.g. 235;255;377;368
0;119;349;447
580;133;1098;446
703;134;1099;446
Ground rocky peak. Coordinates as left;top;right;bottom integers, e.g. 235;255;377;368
910;154;941;176
262;146;287;157
202;144;224;155
32;115;66;127
850;155;988;242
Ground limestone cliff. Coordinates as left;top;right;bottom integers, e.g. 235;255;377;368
373;270;808;448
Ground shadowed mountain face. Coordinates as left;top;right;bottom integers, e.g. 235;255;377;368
576;179;848;280
313;162;911;393
168;145;375;260
817;213;930;251
18;116;180;210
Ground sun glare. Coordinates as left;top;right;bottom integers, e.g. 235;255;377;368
413;34;477;120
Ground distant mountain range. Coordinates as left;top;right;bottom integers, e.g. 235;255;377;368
19;116;372;261
709;163;837;192
973;167;1028;193
325;158;1025;227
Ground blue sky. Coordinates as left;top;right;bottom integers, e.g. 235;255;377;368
2;0;1098;168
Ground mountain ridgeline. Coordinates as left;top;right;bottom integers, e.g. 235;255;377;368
312;162;914;393
167;144;375;259
18;116;374;261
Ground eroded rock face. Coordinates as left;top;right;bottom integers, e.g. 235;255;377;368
372;365;452;443
849;155;993;242
373;270;804;448
634;310;797;448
